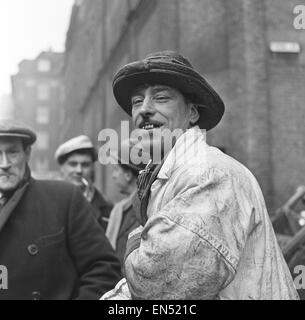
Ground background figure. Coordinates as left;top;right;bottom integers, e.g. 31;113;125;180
272;185;305;299
106;139;147;270
55;135;112;230
0;119;121;300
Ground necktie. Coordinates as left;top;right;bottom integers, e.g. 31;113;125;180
136;160;157;201
135;159;165;225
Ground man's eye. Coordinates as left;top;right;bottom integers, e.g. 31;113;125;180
68;162;77;167
155;95;169;102
131;97;143;106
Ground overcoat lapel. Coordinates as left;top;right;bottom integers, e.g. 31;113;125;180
0;183;29;232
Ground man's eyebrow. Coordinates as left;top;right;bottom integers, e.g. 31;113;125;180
131;84;149;97
131;85;171;97
7;146;21;152
151;85;171;92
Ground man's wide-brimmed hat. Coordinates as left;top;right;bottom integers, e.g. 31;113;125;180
112;50;225;130
55;135;98;164
0;118;36;146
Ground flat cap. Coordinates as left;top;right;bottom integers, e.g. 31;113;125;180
55;135;97;164
0;118;37;145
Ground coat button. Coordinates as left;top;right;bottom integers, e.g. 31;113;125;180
27;244;39;256
32;291;41;300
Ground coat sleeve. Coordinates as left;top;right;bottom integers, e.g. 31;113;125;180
66;187;122;299
124;167;256;299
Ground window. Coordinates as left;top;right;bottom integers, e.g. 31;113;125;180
37;84;50;100
75;0;83;6
25;79;36;87
36;106;50;124
37;59;51;72
36;132;49;150
51;80;59;87
17;90;24;101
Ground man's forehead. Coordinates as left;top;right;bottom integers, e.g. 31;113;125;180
66;152;93;163
0;136;23;148
131;84;177;95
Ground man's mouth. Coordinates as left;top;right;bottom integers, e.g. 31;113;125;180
71;175;82;181
0;174;12;178
140;122;163;130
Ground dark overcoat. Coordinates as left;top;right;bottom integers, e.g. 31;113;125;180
0;178;122;300
91;189;112;231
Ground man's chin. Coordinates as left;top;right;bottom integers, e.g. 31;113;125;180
0;182;19;194
69;180;83;187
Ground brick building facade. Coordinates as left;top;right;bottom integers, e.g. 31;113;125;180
11;50;65;178
62;0;305;210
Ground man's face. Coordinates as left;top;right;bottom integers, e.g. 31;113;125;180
131;85;198;159
60;153;94;187
111;164;129;195
131;85;194;132
0;137;30;193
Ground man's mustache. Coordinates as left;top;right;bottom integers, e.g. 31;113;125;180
0;170;14;176
137;118;163;129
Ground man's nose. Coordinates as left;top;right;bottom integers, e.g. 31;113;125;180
75;164;83;174
138;96;155;116
111;170;117;180
0;153;11;170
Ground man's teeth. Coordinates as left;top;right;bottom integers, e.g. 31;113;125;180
143;124;158;130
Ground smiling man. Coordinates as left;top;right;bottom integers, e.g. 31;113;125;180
101;51;298;300
0;120;121;300
55;135;112;231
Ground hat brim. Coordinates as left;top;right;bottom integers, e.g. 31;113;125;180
0;133;36;145
57;147;98;164
113;63;225;131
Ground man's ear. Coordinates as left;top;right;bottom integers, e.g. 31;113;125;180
189;104;200;125
25;146;32;161
123;170;133;183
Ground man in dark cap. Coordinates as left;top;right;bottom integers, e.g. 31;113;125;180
0;119;121;300
55;135;112;231
101;51;298;300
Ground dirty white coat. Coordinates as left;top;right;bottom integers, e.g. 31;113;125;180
102;127;298;300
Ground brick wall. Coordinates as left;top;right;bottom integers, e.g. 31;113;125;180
63;0;305;210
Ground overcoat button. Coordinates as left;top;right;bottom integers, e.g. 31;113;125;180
27;244;39;256
32;291;41;300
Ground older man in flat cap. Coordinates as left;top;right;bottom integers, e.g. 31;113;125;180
102;51;298;300
0;119;121;300
55;135;112;230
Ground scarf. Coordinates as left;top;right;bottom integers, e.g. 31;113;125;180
0;165;31;232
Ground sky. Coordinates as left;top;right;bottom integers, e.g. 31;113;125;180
0;0;74;99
